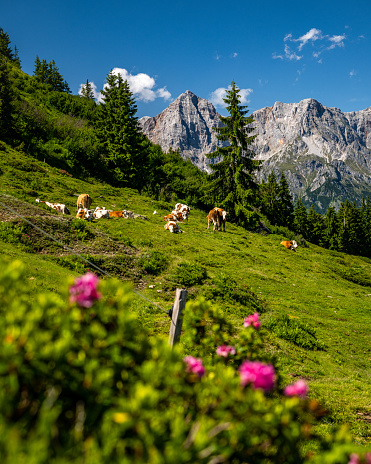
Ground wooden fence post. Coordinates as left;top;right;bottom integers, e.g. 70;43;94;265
169;288;187;347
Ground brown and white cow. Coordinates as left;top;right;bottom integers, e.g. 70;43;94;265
163;211;183;222
174;203;191;222
77;194;92;210
35;198;71;215
93;207;110;219
109;210;125;218
164;221;182;233
76;208;94;221
280;240;298;251
207;207;228;232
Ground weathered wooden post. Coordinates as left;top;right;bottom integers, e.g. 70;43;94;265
168;288;187;347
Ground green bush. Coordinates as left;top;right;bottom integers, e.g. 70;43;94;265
266;314;326;350
0;257;368;463
138;250;168;275
173;262;207;287
202;272;265;314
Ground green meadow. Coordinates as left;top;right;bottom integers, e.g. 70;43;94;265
1;145;370;445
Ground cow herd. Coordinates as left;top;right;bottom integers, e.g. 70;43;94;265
34;195;299;250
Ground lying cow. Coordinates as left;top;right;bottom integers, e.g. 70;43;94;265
93;207;110;219
77;193;92;210
163;211;183;222
35;198;71;215
164;221;182;233
76;208;94;221
207;207;228;231
280;240;298;251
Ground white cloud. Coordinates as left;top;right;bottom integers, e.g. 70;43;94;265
349;70;356;78
295;28;322;50
209;85;253;108
274;28;347;62
232;52;238;58
86;68;172;103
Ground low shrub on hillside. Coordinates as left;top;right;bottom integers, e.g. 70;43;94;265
266;314;326;350
173;262;207;287
201;272;265;314
138;250;168;275
0;258;369;463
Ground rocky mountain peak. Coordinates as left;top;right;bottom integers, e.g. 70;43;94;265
140;92;371;211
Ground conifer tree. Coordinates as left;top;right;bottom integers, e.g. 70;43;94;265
361;197;371;257
0;57;14;143
323;206;339;250
95;70;146;188
206;81;261;228
0;28;14;61
277;172;294;227
306;205;325;245
293;198;308;238
337;200;364;255
33;57;70;93
260;171;279;223
80;79;95;99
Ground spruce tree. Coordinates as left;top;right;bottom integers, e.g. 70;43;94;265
277;172;294;227
361;197;371;257
0;28;14;61
95;71;146;188
337;200;364;255
0;57;14;143
260;171;279;223
293;198;308;238
306;205;325;245
33;57;70;93
323;206;339;250
206;81;261;228
80;79;95;99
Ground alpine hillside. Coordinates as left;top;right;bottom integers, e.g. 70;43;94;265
140;93;371;212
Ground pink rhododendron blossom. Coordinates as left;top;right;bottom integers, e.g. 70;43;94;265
243;313;261;329
216;345;236;357
184;356;205;378
348;454;360;464
239;361;276;392
283;379;309;398
69;272;102;308
365;453;371;464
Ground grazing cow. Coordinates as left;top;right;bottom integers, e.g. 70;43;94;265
76;208;94;221
280;240;298;251
35;198;71;215
77;194;92;210
207;207;228;231
164;221;182;233
93;207;110;219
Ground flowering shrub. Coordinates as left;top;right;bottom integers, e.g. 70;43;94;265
216;345;236;357
0;257;369;463
284;379;309;398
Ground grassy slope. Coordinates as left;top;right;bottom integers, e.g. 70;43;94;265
1;144;370;443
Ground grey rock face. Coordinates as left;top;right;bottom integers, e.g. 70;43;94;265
139;90;226;171
140;93;371;211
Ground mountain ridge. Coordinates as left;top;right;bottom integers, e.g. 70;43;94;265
139;92;371;211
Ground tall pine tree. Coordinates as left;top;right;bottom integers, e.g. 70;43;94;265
260;171;279;223
277;172;294;227
323;206;339;250
0;57;14;143
80;79;95;99
95;71;146;188
206;81;261;228
293;198;308;238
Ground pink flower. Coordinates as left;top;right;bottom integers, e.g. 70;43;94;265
243;313;261;329
216;345;236;357
184;356;205;378
348;454;360;464
365;453;371;464
284;379;309;398
239;361;276;392
69;272;102;308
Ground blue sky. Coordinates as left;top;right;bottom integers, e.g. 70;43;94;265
2;0;370;118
